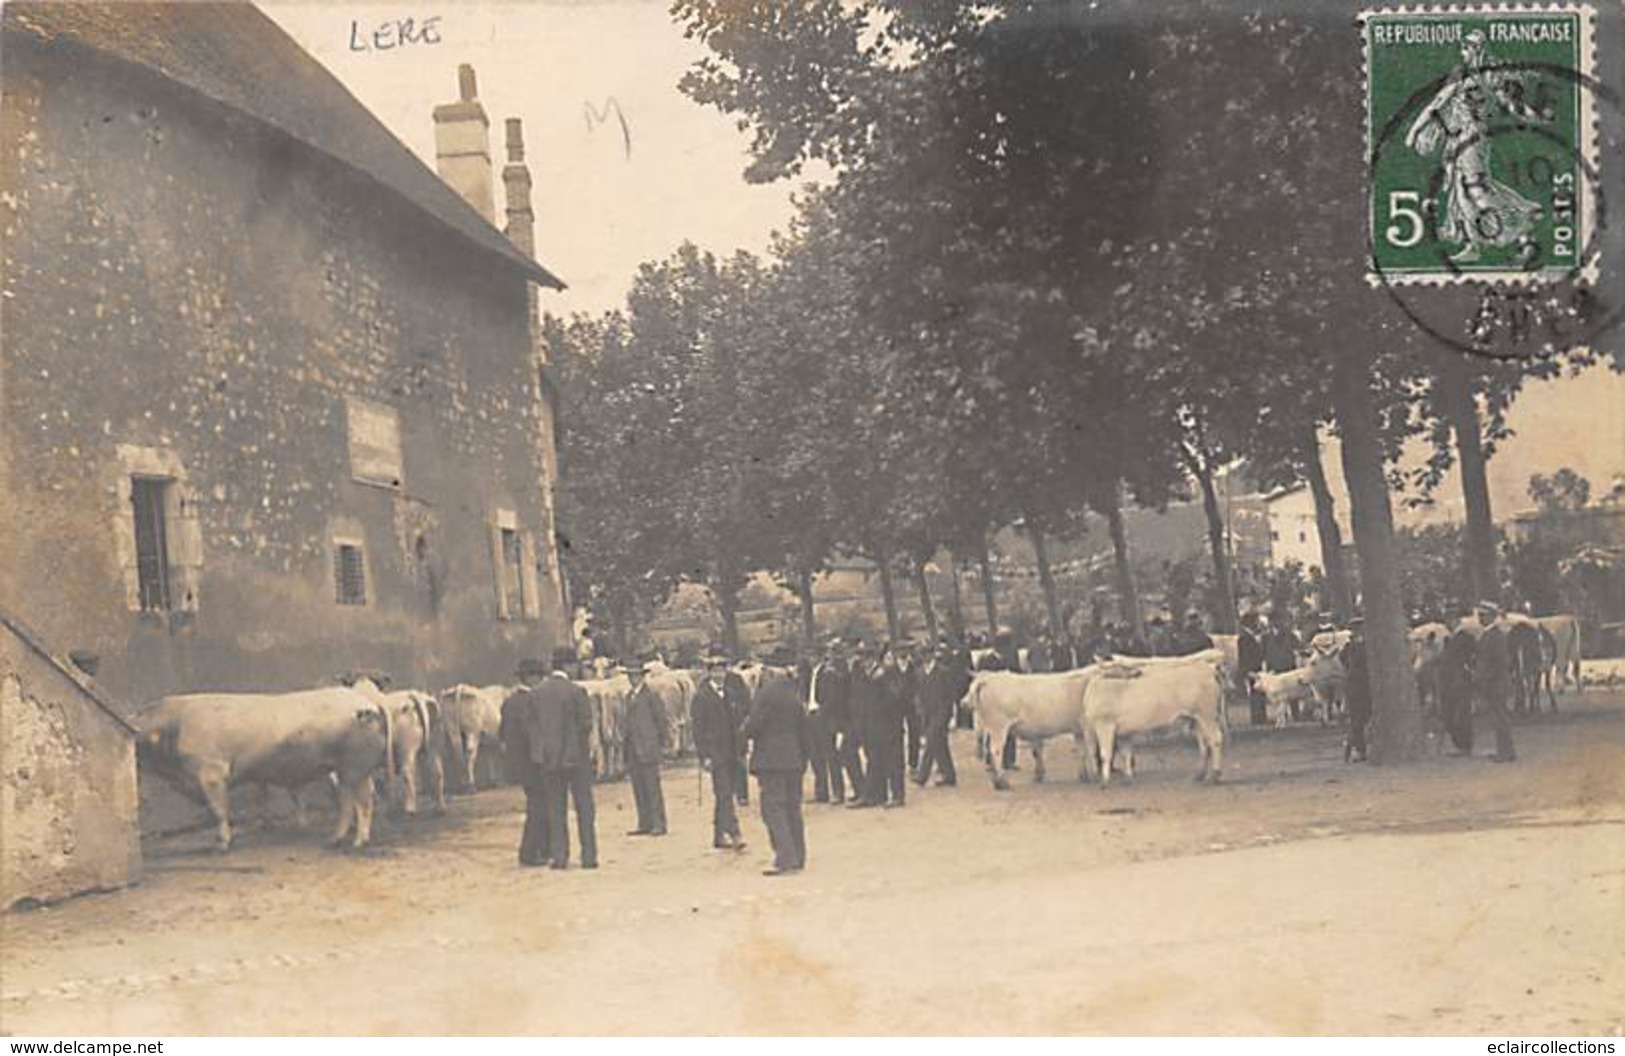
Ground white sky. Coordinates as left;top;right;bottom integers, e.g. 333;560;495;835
262;1;805;317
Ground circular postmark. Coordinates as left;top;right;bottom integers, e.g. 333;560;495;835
1366;22;1619;361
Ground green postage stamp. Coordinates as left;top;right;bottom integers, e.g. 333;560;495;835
1364;5;1598;285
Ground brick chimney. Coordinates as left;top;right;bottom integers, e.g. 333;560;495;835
432;64;495;222
502;118;538;338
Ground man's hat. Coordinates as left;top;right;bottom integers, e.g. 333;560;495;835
1477;600;1502;615
702;643;730;665
516;657;548;679
622;654;650;675
763;645;797;668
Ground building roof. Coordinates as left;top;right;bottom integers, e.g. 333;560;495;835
3;2;564;290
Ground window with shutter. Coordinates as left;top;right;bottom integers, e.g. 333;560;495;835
500;527;523;617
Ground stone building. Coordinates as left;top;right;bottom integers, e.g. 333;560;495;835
0;3;569;711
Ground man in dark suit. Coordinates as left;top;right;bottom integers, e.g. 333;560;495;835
742;652;809;875
1238;613;1268;726
1473;603;1517;762
692;647;748;850
621;655;670;835
859;644;908;808
913;641;960;786
499;658;552;867
802;641;849;804
532;648;598;869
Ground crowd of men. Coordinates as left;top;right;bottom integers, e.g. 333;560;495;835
500;598;1536;877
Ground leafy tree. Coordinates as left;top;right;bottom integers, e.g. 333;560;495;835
1528;468;1593;513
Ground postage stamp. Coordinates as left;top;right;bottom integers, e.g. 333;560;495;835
1364;4;1598;286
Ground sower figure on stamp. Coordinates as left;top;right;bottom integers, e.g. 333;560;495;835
742;650;809;876
1472;602;1517;763
621;654;670;835
692;645;747;851
500;658;552;867
1405;31;1550;265
535;647;598;869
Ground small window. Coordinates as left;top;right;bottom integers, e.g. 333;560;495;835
333;541;368;605
131;476;173;611
1270;529;1280;542
1298;531;1308;543
500;527;523;617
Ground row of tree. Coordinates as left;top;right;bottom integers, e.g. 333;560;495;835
546;0;1618;763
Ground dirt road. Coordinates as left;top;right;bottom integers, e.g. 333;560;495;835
4;695;1623;1035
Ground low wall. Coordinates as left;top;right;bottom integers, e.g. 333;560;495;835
1;613;142;909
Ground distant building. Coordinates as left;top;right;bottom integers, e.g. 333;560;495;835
1;3;568;709
1262;486;1350;573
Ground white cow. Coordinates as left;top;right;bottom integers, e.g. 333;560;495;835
644;664;698;757
438;684;508;791
1082;651;1227;787
1537;614;1582;693
1251;655;1345;728
353;683;445;816
731;662;765;699
579;673;631;779
134;684;396;851
961;669;1094;790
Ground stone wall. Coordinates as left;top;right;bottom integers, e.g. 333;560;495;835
1;613;141;909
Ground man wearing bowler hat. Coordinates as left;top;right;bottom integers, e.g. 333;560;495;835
692;645;748;850
535;648;598;869
742;648;809;875
621;654;670;836
500;658;552;867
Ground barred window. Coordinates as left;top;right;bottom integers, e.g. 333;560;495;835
334;542;367;606
131;476;173;611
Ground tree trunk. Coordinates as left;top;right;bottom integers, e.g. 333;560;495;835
1437;356;1499;605
798;567;817;648
976;539;999;635
875;545;902;642
1101;488;1145;641
715;581;741;658
1333;349;1422;764
1303;435;1353;620
1029;524;1065;636
914;558;940;642
1188;452;1239;634
944;549;966;640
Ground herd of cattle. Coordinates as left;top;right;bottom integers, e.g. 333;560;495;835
1208;612;1584;730
131;613;1589;854
133;661;750;853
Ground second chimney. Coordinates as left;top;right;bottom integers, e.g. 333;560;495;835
432;63;495;223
